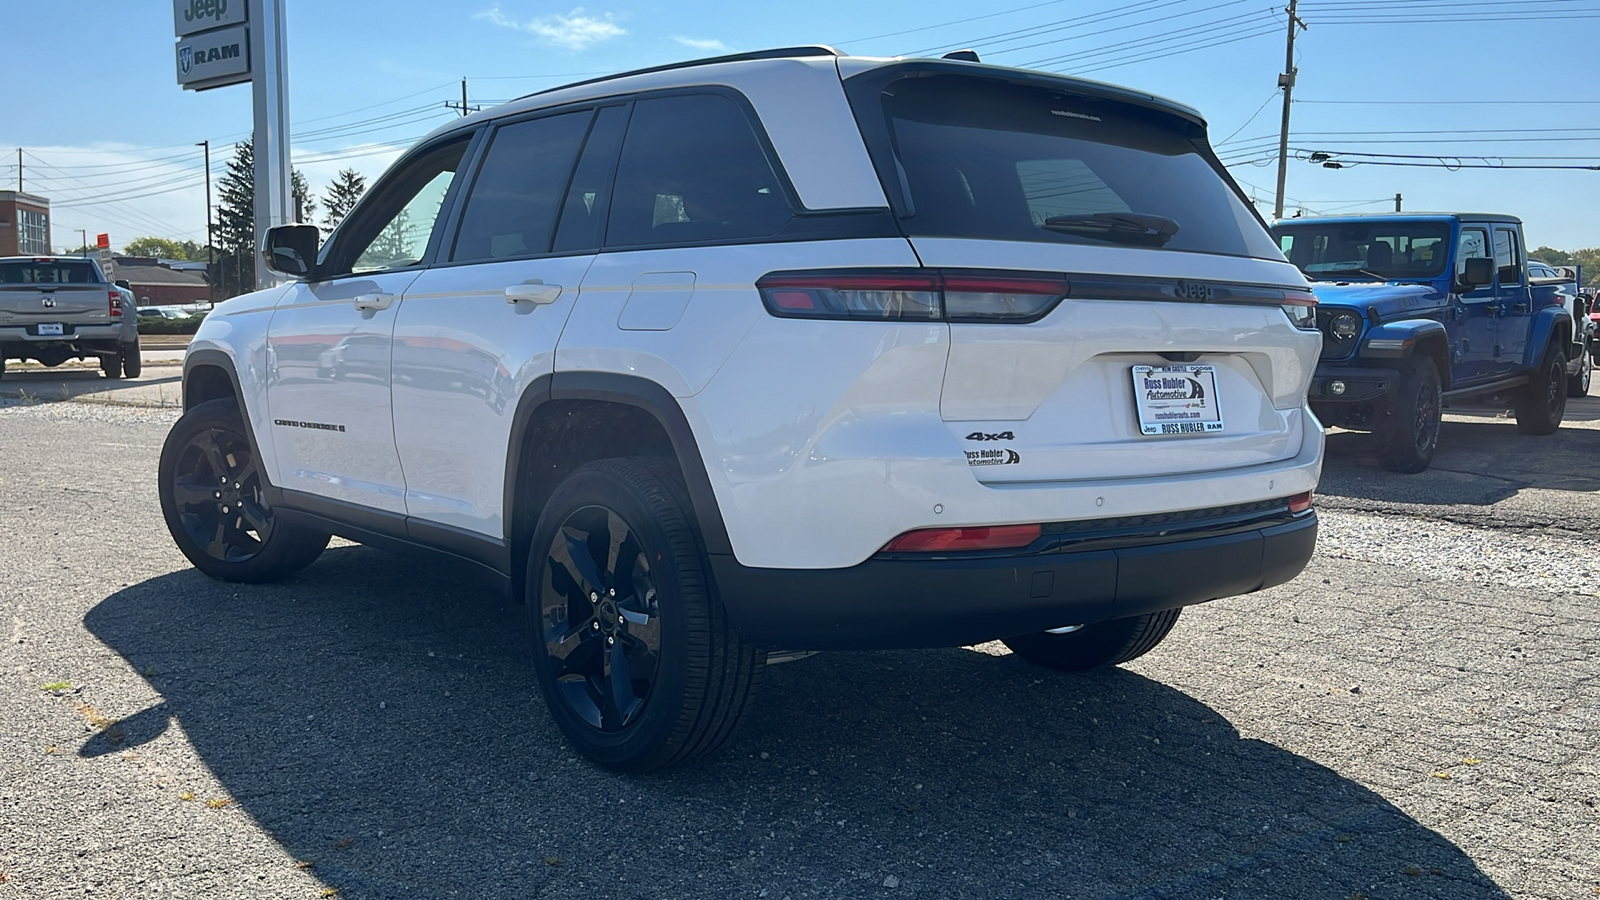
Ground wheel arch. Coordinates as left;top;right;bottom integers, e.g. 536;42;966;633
503;372;734;603
1525;307;1573;368
1412;332;1452;390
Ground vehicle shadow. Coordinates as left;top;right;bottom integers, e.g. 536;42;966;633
85;547;1509;899
1320;416;1600;505
0;366;182;405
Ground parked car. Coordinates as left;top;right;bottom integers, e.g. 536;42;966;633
1530;261;1592;394
137;306;190;319
160;46;1323;770
1272;214;1576;472
0;256;141;380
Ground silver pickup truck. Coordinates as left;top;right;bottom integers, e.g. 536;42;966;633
0;256;142;381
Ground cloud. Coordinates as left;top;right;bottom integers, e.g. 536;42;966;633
475;5;624;51
673;36;728;53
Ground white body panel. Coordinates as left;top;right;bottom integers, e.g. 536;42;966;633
392;255;595;535
265;274;419;513
186;285;292;483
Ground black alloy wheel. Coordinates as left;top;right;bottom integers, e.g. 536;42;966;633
540;505;663;732
527;459;764;771
1514;343;1566;435
1376;357;1441;473
159;398;329;582
169;424;274;563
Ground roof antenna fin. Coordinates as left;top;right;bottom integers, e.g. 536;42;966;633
942;49;980;62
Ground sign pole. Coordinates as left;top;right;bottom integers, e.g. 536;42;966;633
249;0;291;290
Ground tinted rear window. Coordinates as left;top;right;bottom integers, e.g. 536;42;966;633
850;74;1280;259
0;260;102;284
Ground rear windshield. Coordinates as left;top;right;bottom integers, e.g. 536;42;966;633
1272;221;1451;281
0;260;102;285
848;74;1280;260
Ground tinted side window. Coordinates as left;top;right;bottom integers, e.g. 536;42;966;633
451;110;592;262
1457;227;1489;280
331;136;471;276
606;94;791;248
553;105;630;254
1493;228;1522;287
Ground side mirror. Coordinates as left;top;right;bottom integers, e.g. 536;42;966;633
1459;256;1494;290
114;279;131;289
262;224;321;279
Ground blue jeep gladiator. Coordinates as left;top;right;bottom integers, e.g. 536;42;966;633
1271;213;1576;473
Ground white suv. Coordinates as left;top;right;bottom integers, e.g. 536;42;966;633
159;47;1323;770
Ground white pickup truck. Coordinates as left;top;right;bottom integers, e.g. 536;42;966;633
0;256;142;381
1530;261;1593;396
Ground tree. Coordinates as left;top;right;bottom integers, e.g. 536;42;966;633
212;138;256;298
1531;246;1600;288
122;237;208;261
321;168;367;234
292;169;317;224
209;136;318;297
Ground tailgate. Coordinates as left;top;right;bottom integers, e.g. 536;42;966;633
0;285;113;326
917;239;1319;483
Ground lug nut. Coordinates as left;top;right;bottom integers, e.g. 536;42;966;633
221;506;230;514
606;636;615;646
589;592;598;602
608;588;615;597
591;621;600;631
214;491;222;499
234;483;241;489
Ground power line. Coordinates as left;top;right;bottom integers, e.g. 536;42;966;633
940;0;1252;58
1011;7;1271;67
830;0;1090;47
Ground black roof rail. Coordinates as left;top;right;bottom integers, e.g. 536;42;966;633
517;46;845;102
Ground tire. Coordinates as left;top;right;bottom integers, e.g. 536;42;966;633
1567;350;1591;398
121;341;142;379
1514;343;1567;435
0;356;6;382
526;458;765;772
159;398;330;582
100;350;123;379
1003;608;1183;672
1374;356;1442;474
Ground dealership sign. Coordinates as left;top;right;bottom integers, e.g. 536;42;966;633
174;0;249;91
174;0;246;37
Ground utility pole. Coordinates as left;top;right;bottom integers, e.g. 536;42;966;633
445;78;479;117
79;229;87;257
199;140;215;305
1272;0;1307;221
1394;192;1403;212
16;148;21;192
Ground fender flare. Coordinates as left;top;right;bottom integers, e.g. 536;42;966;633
1524;307;1574;367
1358;318;1448;359
501;371;734;558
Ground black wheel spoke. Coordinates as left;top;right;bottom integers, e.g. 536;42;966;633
237;498;273;538
540;503;662;734
170;475;216;510
195;431;230;479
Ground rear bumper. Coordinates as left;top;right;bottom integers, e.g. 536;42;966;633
711;506;1317;650
1309;362;1398;403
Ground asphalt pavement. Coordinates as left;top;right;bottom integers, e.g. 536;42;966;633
0;384;1595;899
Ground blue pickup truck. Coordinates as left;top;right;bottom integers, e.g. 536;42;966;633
1270;213;1580;472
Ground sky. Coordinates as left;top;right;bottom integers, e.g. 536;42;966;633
4;0;1598;255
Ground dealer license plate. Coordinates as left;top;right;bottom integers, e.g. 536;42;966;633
1132;364;1225;436
37;323;64;336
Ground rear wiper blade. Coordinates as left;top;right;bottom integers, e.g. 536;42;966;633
1040;212;1180;247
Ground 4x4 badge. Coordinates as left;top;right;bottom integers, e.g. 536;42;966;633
966;431;1014;442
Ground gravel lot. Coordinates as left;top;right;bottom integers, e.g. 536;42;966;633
1;393;1596;899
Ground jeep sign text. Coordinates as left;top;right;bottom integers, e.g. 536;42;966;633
173;0;247;37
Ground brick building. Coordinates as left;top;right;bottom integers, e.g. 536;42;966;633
112;257;212;306
0;191;51;256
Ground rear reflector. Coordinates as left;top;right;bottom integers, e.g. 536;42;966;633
1287;491;1313;514
882;524;1042;553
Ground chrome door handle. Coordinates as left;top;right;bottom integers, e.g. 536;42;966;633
505;281;562;305
353;292;395;311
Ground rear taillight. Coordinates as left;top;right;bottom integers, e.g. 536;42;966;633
758;270;1069;323
1288;491;1314;514
882;524;1042;553
108;290;122;317
1281;290;1318;329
